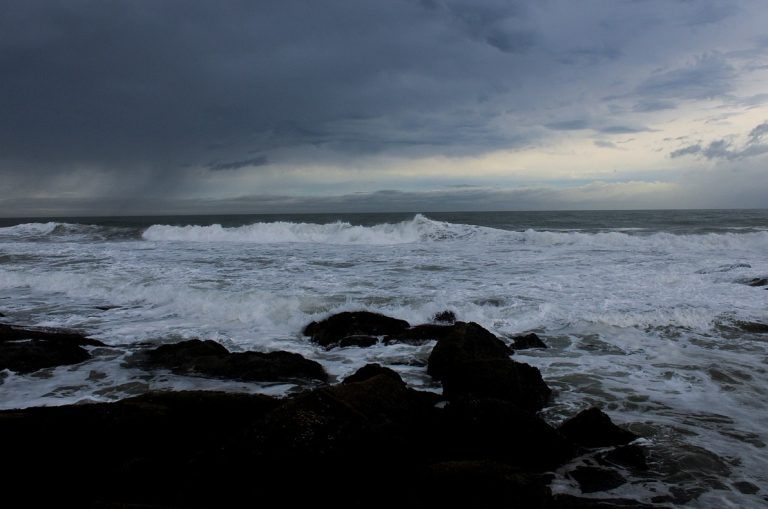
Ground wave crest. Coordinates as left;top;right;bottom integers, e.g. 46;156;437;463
0;222;60;237
141;214;474;245
141;215;768;252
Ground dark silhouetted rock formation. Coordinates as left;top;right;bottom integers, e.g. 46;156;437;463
303;311;410;347
143;339;328;382
0;323;104;373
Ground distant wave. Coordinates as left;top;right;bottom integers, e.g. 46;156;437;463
0;222;137;241
141;214;480;245
4;217;768;252
0;222;60;237
141;214;768;252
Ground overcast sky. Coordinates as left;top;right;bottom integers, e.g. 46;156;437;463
2;0;768;216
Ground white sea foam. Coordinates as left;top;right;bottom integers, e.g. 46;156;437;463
0;222;59;237
141;214;462;244
140;215;768;254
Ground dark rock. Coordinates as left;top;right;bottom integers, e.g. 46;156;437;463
440;359;551;411
427;321;512;380
303;311;410;348
143;339;327;382
0;339;91;373
433;397;572;471
553;494;667;508
342;363;404;385
512;332;548;350
338;335;378;348
0;323;104;373
416;460;551;508
146;339;228;363
433;310;457;323
0;323;104;346
736;321;768;333
559;407;639;448
252;374;437;465
568;466;626;493
0;373;633;508
598;444;648;470
385;323;457;344
0;390;279;507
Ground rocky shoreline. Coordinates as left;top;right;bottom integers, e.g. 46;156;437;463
2;312;672;508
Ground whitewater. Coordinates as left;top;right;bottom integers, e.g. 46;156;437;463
1;210;767;507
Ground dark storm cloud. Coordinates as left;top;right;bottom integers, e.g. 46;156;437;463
0;0;537;175
1;1;753;171
1;0;767;215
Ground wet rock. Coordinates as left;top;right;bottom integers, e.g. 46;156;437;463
146;338;228;361
252;374;437;464
338;335;378;348
736;321;768;333
433;310;457;323
745;277;768;287
0;375;623;508
512;332;548;350
433;397;572;471
440;359;551;411
143;339;327;382
559;407;639;448
303;311;410;348
0;323;104;346
427;321;512;380
342;363;404;385
0;339;91;373
553;494;666;508
416;460;551;508
385;323;457;344
598;444;648;470
0;390;279;507
568;466;626;493
0;324;104;373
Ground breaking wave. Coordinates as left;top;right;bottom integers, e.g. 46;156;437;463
141;214;480;245
0;222;60;237
141;214;768;252
3;216;767;252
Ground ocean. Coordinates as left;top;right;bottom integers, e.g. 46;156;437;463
1;209;767;506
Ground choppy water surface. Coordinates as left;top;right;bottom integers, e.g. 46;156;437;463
1;209;767;507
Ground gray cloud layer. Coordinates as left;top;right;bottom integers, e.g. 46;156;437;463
1;0;768;214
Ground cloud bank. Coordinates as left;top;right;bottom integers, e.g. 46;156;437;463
1;0;768;215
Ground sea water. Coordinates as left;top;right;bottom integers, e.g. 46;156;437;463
1;209;767;507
